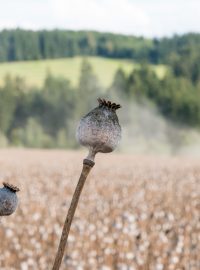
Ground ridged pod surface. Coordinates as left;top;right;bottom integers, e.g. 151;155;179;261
0;183;19;216
76;98;121;161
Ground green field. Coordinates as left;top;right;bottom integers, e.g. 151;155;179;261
0;56;166;88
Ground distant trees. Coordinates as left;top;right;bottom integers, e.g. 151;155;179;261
76;59;101;115
0;75;18;134
1;30;200;68
1;29;200;148
0;29;153;62
150;33;200;64
0;57;200;148
110;66;200;127
171;53;200;84
0;60;103;148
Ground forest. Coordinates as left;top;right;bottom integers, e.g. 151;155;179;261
0;29;200;148
0;29;200;65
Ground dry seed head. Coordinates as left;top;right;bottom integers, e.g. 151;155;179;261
0;182;19;216
76;98;121;161
3;182;20;193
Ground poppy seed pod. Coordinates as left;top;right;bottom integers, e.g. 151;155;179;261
52;99;122;270
0;182;19;216
76;98;121;161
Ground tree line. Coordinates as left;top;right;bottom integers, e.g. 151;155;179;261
0;60;101;147
1;29;200;65
0;58;200;148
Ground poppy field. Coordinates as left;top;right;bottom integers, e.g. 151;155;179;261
0;149;199;270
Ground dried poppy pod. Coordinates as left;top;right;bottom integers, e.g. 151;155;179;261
0;182;19;216
52;99;121;270
76;98;121;161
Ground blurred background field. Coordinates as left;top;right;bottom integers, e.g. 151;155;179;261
0;29;200;152
0;56;166;88
0;149;199;270
0;28;200;154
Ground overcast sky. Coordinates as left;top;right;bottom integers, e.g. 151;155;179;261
0;0;199;37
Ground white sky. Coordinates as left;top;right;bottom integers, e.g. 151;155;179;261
0;0;199;37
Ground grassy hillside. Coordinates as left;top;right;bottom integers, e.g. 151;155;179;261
0;56;166;88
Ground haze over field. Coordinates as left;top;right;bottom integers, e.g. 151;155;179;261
119;99;200;156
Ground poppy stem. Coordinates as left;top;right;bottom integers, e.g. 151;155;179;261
52;159;95;270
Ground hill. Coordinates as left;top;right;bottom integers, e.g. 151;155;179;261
0;56;166;88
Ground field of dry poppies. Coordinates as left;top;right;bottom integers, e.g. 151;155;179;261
0;149;199;270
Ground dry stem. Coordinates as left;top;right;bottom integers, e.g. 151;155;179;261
52;159;94;270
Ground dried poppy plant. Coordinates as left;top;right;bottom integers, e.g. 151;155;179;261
52;98;121;270
0;182;20;216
